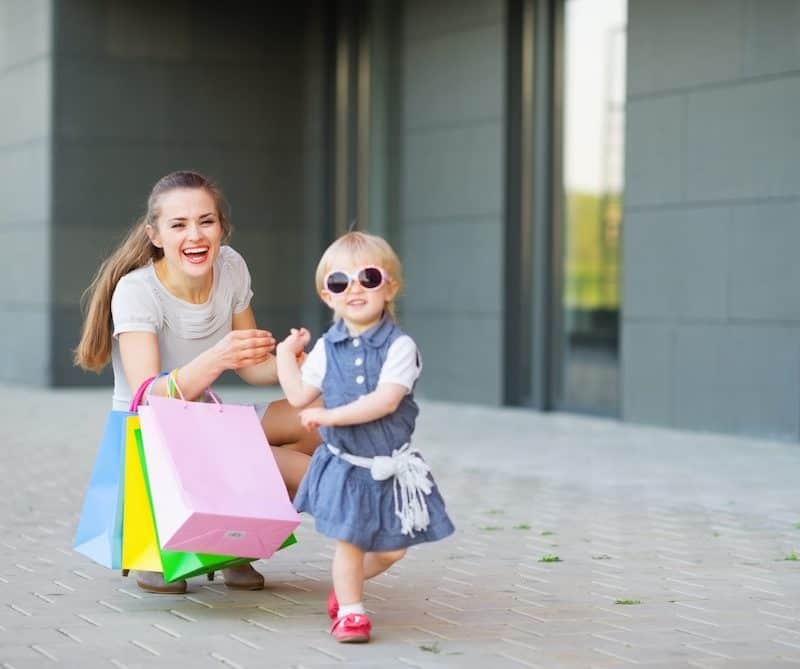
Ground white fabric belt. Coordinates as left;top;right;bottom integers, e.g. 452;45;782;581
327;443;433;537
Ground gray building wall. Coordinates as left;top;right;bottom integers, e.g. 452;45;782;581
623;0;800;440
0;0;52;385
390;0;506;404
50;1;327;386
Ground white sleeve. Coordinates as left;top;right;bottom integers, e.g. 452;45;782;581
300;337;327;389
111;274;160;337
221;246;254;314
378;335;421;392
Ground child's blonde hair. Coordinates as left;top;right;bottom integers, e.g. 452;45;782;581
315;231;403;320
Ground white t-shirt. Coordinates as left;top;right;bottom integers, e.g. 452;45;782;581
110;246;253;410
301;334;422;393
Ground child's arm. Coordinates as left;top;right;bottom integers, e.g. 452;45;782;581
276;328;322;408
299;335;420;430
299;383;407;429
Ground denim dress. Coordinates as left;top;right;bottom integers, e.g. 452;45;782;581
293;317;455;552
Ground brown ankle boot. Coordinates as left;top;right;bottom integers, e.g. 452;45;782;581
132;570;187;594
221;563;264;590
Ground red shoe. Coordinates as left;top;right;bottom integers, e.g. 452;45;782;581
330;613;371;643
327;590;339;620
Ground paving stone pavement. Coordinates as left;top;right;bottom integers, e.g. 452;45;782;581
1;383;800;668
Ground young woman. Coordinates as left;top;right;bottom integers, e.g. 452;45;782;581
75;170;320;594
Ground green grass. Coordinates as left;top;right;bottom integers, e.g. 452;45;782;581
592;554;611;560
479;525;503;531
420;642;441;654
540;530;555;536
513;523;531;530
615;599;641;605
539;554;562;563
784;551;800;561
794;522;800;529
486;509;504;515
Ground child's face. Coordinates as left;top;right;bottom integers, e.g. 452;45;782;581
322;259;397;333
147;188;223;281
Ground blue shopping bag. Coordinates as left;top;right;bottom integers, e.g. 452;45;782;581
72;377;156;568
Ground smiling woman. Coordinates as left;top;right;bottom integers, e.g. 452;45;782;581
74;171;321;594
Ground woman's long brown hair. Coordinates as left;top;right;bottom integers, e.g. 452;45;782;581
74;171;231;372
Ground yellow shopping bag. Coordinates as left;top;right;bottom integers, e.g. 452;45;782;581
121;416;162;571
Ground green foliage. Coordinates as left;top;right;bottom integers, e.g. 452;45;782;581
615;599;641;605
539;554;562;563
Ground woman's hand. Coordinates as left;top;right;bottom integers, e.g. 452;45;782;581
212;328;275;371
299;406;336;430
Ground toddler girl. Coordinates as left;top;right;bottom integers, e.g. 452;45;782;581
276;231;454;643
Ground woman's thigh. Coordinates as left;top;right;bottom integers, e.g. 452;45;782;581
262;398;323;456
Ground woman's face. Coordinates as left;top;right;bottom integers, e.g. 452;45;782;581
148;188;223;280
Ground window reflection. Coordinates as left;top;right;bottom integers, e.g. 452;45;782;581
560;0;626;414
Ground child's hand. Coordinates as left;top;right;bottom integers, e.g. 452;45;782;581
277;327;311;358
299;406;335;430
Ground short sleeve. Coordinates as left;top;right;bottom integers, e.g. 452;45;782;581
301;338;327;389
378;335;421;392
111;273;160;337
221;246;254;314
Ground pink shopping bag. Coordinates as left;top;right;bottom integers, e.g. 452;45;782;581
137;391;300;559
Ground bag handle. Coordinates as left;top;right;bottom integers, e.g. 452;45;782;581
168;370;222;412
128;375;160;412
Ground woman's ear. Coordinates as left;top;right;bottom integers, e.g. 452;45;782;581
145;223;161;248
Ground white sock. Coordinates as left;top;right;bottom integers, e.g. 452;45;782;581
338;602;365;618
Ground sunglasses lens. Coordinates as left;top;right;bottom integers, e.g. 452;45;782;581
326;271;349;294
359;267;383;289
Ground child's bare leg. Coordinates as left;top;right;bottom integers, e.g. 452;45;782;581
363;549;406;580
332;540;365;606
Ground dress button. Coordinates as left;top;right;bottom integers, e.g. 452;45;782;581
355;357;363;366
356;375;365;385
353;338;361;347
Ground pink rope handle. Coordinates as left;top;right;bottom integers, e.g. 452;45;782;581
168;370;222;412
128;375;159;413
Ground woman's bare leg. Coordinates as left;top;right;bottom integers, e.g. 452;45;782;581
262;398;323;456
270;446;310;500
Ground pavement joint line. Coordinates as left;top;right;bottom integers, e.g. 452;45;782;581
768;623;800;636
498;651;542;668
36;556;55;565
741;570;779;583
595;620;633;632
116;588;142;599
72;570;93;580
501;637;540;651
56;627;83;643
281;581;313;592
1;662;17;669
744;584;785;597
33;591;54;603
758;608;795;621
14;564;33;573
210;652;244;669
675;627;721;642
109;659;128;668
766;601;794;610
184;595;213;608
30;644;57;662
98;600;123;613
425;611;459;625
76;613;100;626
444;566;476;577
152;623;181;638
269;591;301;605
53;580;75;591
256;606;287;618
363;589;387;601
229;633;261;649
656;554;696;566
19;534;37;543
396;657;425;669
242;618;279;633
0;575;8;584
594;606;632;619
412;625;449;639
168;609;197;622
435;586;469;598
516;584;549;596
510;608;546;622
0;542;15;550
674;601;713;613
684;642;735;661
653;528;684;539
655;545;690;556
130;639;160;656
306;643;344;661
774;638;800;651
428;597;463;612
591;646;639;665
364;578;393;589
508;623;545;638
666;577;706;589
591;580;625;591
7;603;31;616
442;575;471;587
513;595;546;607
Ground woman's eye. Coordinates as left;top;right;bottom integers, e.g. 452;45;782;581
201;219;215;225
170;223;185;229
